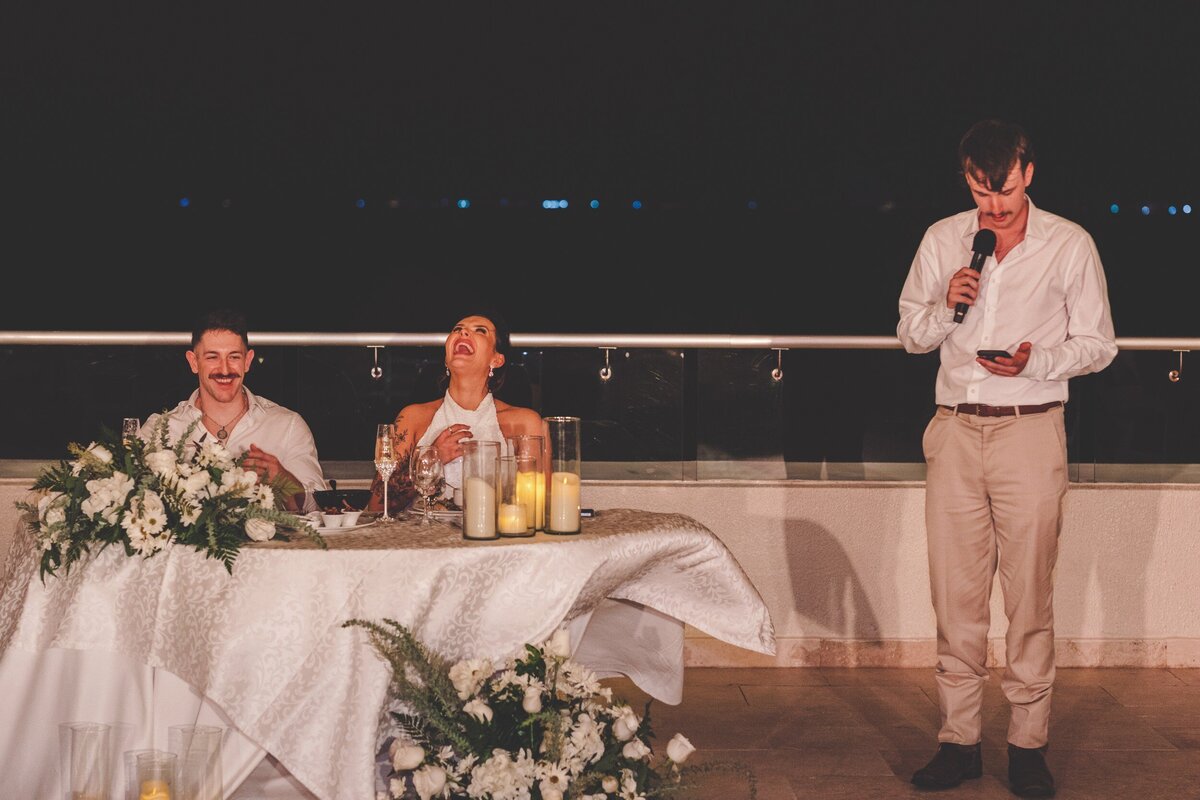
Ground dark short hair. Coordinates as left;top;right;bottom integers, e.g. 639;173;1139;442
958;119;1035;191
444;307;511;392
191;308;250;350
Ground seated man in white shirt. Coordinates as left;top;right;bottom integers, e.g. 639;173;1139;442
139;308;328;512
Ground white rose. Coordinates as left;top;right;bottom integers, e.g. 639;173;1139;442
622;738;651;760
184;471;212;497
463;698;493;723
244;518;276;542
145;450;178;477
412;764;447;800
602;775;620;793
448;658;493;700
522;685;543;714
665;733;695;764
541;790;563;800
545;628;571;658
389;777;405;799
391;743;425;771
612;707;640;741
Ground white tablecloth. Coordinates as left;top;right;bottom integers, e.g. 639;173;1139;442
0;508;775;800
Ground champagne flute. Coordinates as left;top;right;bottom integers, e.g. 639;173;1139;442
375;423;398;522
410;445;444;526
122;417;141;447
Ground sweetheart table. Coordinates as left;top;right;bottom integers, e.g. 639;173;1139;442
0;508;775;800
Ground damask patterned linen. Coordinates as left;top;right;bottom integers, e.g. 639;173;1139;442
0;509;774;800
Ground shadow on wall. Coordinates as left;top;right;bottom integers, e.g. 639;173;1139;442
783;518;881;640
1055;491;1157;651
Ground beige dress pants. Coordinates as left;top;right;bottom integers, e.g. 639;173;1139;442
922;404;1068;749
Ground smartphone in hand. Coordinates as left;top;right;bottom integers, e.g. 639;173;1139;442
977;349;1012;361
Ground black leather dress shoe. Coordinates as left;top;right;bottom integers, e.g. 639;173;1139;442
911;742;983;790
1008;744;1056;797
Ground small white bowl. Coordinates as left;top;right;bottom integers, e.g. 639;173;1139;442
320;512;345;528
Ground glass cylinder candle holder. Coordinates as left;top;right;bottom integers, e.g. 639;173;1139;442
168;724;223;800
462;440;500;540
497;456;533;537
59;721;111;800
544;416;581;534
134;751;176;800
507;434;545;532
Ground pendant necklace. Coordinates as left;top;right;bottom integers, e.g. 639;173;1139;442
201;395;247;441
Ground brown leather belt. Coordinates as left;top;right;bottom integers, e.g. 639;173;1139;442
940;401;1063;417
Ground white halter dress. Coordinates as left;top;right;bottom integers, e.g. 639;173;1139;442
417;391;509;492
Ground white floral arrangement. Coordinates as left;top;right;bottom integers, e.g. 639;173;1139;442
343;619;755;800
19;418;324;578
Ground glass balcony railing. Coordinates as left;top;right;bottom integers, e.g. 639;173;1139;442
1;333;1197;483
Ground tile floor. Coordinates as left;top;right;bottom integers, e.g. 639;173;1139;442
602;668;1200;800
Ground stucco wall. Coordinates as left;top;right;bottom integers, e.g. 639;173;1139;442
4;478;1197;666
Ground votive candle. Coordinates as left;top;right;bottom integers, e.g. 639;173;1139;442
140;779;172;800
498;503;528;534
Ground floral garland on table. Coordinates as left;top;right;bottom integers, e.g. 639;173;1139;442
18;418;325;579
343;619;756;800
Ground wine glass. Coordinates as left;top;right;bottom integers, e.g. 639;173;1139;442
410;445;444;526
375;424;398;522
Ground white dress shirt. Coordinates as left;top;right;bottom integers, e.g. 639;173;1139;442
139;388;328;511
897;197;1118;406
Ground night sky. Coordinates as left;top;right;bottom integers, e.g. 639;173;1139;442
5;2;1198;334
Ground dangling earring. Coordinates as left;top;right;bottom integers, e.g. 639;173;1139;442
445;365;450;376
488;366;495;377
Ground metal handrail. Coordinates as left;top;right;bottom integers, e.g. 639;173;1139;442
0;331;1196;350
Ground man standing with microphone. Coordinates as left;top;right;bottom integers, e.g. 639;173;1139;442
898;120;1117;797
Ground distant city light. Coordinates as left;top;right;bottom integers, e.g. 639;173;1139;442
1169;205;1178;216
1141;205;1150;216
1110;203;1119;214
631;200;643;210
559;199;568;209
179;197;190;208
747;200;758;210
590;199;600;209
499;197;510;208
457;199;470;209
1185;205;1193;214
355;198;366;209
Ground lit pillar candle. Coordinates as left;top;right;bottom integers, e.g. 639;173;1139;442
464;475;497;539
498;503;527;534
548;471;580;533
515;469;545;530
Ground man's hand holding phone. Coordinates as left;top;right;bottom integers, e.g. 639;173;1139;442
976;342;1032;376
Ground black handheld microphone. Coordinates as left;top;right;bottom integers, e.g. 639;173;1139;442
953;228;997;323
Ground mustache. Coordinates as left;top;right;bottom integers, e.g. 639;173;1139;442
208;373;242;380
